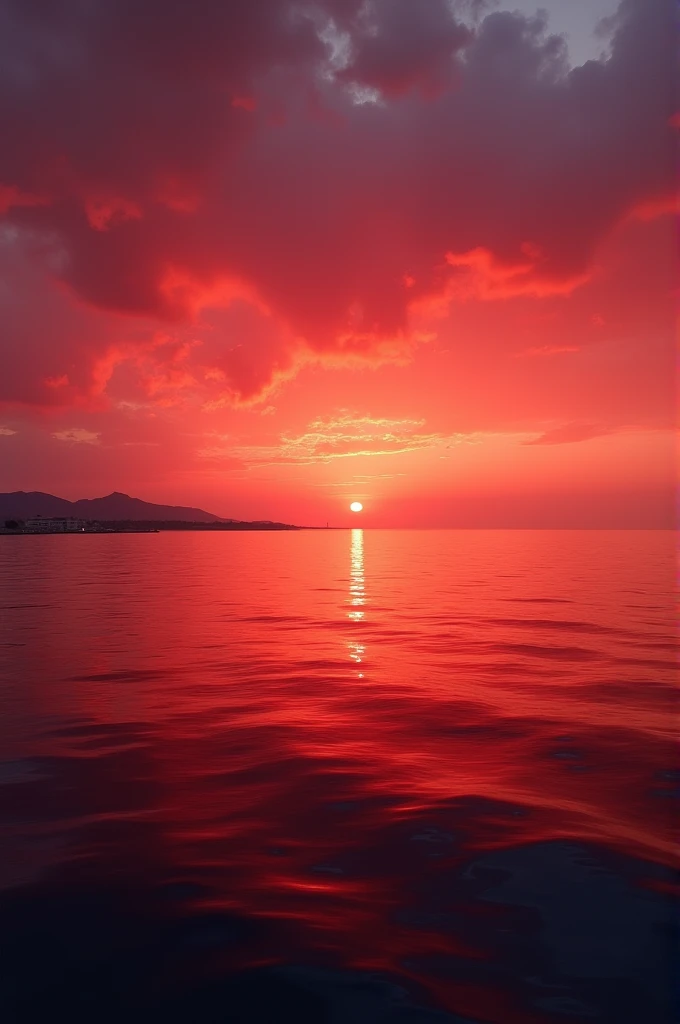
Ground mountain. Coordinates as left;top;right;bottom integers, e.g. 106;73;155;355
0;491;226;523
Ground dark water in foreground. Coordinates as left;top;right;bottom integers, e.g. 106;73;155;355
0;530;677;1023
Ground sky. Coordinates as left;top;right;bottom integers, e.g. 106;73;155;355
0;0;676;528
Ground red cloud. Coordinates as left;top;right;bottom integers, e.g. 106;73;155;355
0;0;675;407
523;423;611;446
231;96;258;112
516;345;581;358
0;183;47;213
85;197;143;232
444;247;591;300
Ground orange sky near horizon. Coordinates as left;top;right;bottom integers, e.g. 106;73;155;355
0;0;676;527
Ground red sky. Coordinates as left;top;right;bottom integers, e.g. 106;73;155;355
0;0;676;527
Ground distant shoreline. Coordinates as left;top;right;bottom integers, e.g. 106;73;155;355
0;521;344;535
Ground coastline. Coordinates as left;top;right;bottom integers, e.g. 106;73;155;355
0;522;344;535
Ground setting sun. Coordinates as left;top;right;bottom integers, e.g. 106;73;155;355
350;502;363;513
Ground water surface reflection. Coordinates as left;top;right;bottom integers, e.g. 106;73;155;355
0;530;676;1023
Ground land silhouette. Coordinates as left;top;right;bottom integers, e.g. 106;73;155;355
0;491;302;531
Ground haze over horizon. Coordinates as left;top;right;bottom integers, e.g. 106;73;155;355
0;0;675;528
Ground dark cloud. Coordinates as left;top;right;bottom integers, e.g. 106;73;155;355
337;0;472;97
0;0;675;405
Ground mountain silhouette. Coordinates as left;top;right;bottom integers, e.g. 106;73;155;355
0;491;227;523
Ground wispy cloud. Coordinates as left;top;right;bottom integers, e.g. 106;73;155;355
315;473;408;489
523;424;610;446
52;428;101;445
515;344;581;358
118;441;160;447
0;426;17;436
198;415;483;466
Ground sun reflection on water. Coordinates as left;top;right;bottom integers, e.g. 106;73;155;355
348;529;365;621
348;528;366;674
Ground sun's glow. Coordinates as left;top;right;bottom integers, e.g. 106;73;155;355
350;501;363;512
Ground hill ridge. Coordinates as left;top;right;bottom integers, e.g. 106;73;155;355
0;491;225;523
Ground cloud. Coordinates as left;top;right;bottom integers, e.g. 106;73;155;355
52;428;101;445
0;183;47;214
522;423;611;446
199;414;482;465
516;344;581;357
335;0;472;98
0;425;17;435
0;0;675;406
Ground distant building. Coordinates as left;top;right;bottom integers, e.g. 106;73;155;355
25;516;87;532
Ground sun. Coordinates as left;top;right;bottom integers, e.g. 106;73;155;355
350;501;363;513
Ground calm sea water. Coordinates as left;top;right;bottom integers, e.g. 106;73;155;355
0;530;677;1023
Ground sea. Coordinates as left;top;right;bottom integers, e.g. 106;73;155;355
0;529;677;1023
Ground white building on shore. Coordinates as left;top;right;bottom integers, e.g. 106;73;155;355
25;516;87;532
